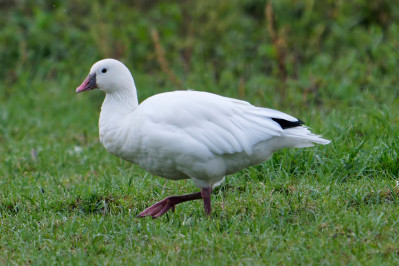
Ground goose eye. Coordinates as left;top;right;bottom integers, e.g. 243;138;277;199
101;68;107;73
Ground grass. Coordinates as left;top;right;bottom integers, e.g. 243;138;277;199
1;1;399;264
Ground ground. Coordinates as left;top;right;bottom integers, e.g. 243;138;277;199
0;1;399;264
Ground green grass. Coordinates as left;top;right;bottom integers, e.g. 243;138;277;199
1;1;399;264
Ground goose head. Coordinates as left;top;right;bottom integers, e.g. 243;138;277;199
76;59;135;94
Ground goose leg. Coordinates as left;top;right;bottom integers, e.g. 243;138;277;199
137;187;213;218
201;187;212;215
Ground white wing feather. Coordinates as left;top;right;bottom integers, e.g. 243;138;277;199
135;91;291;156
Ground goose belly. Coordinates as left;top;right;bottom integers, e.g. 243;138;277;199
133;152;190;180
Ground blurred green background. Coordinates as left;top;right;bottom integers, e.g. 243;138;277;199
1;0;398;106
1;1;399;264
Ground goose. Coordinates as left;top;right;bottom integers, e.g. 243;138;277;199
76;58;330;218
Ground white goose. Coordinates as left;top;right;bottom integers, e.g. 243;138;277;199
76;59;330;218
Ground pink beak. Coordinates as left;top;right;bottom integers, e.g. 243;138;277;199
76;73;98;93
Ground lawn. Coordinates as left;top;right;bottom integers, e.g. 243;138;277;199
1;1;399;264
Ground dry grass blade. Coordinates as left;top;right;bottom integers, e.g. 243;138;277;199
266;2;287;84
151;28;183;89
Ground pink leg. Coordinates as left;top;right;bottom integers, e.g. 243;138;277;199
137;187;213;218
201;187;212;215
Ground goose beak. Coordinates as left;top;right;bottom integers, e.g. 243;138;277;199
76;73;98;93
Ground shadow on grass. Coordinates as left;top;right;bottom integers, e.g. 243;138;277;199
0;193;135;217
347;187;399;209
0;201;20;216
53;193;134;215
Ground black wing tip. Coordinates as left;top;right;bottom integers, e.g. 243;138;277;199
271;118;305;129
